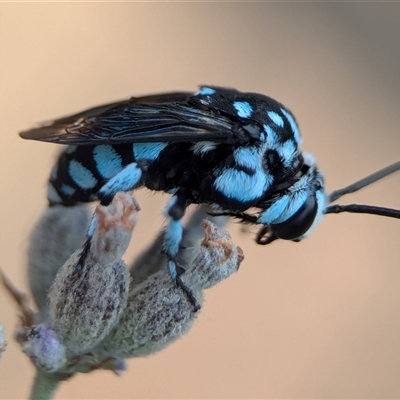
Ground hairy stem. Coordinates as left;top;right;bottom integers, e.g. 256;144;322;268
30;370;61;400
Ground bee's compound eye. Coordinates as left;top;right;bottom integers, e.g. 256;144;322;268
270;195;318;240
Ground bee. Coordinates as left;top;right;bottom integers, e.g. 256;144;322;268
20;86;400;310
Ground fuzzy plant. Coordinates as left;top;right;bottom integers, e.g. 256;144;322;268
1;193;244;399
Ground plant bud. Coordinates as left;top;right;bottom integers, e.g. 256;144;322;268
130;205;229;284
98;221;243;359
21;324;66;372
186;219;244;289
91;193;139;264
27;205;90;311
48;193;138;353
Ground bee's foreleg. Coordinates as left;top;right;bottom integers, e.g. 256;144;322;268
163;193;201;311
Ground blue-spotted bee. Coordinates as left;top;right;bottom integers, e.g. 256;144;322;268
20;86;400;309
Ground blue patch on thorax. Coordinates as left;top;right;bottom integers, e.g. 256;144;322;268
233;101;253;118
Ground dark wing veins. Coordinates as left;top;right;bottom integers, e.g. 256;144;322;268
20;92;253;146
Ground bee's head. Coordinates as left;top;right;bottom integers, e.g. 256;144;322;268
256;157;400;245
257;153;326;244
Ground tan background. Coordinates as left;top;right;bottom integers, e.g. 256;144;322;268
1;3;400;399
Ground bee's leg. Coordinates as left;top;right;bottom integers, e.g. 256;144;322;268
77;162;146;269
97;161;147;206
163;193;200;311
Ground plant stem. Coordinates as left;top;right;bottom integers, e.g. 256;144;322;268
30;369;61;400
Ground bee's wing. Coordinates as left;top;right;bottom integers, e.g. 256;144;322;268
20;91;241;145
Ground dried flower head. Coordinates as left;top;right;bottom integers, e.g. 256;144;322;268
3;191;244;399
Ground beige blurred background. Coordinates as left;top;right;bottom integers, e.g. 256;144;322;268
1;3;400;399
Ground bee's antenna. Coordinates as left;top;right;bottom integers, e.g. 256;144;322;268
325;160;400;219
328;161;400;202
325;204;400;219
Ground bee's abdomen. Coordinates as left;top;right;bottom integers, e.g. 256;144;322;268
47;144;134;206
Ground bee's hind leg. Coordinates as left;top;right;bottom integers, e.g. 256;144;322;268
163;192;201;311
77;162;147;270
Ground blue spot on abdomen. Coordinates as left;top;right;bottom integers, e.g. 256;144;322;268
69;160;97;189
93;145;123;179
133;142;167;161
